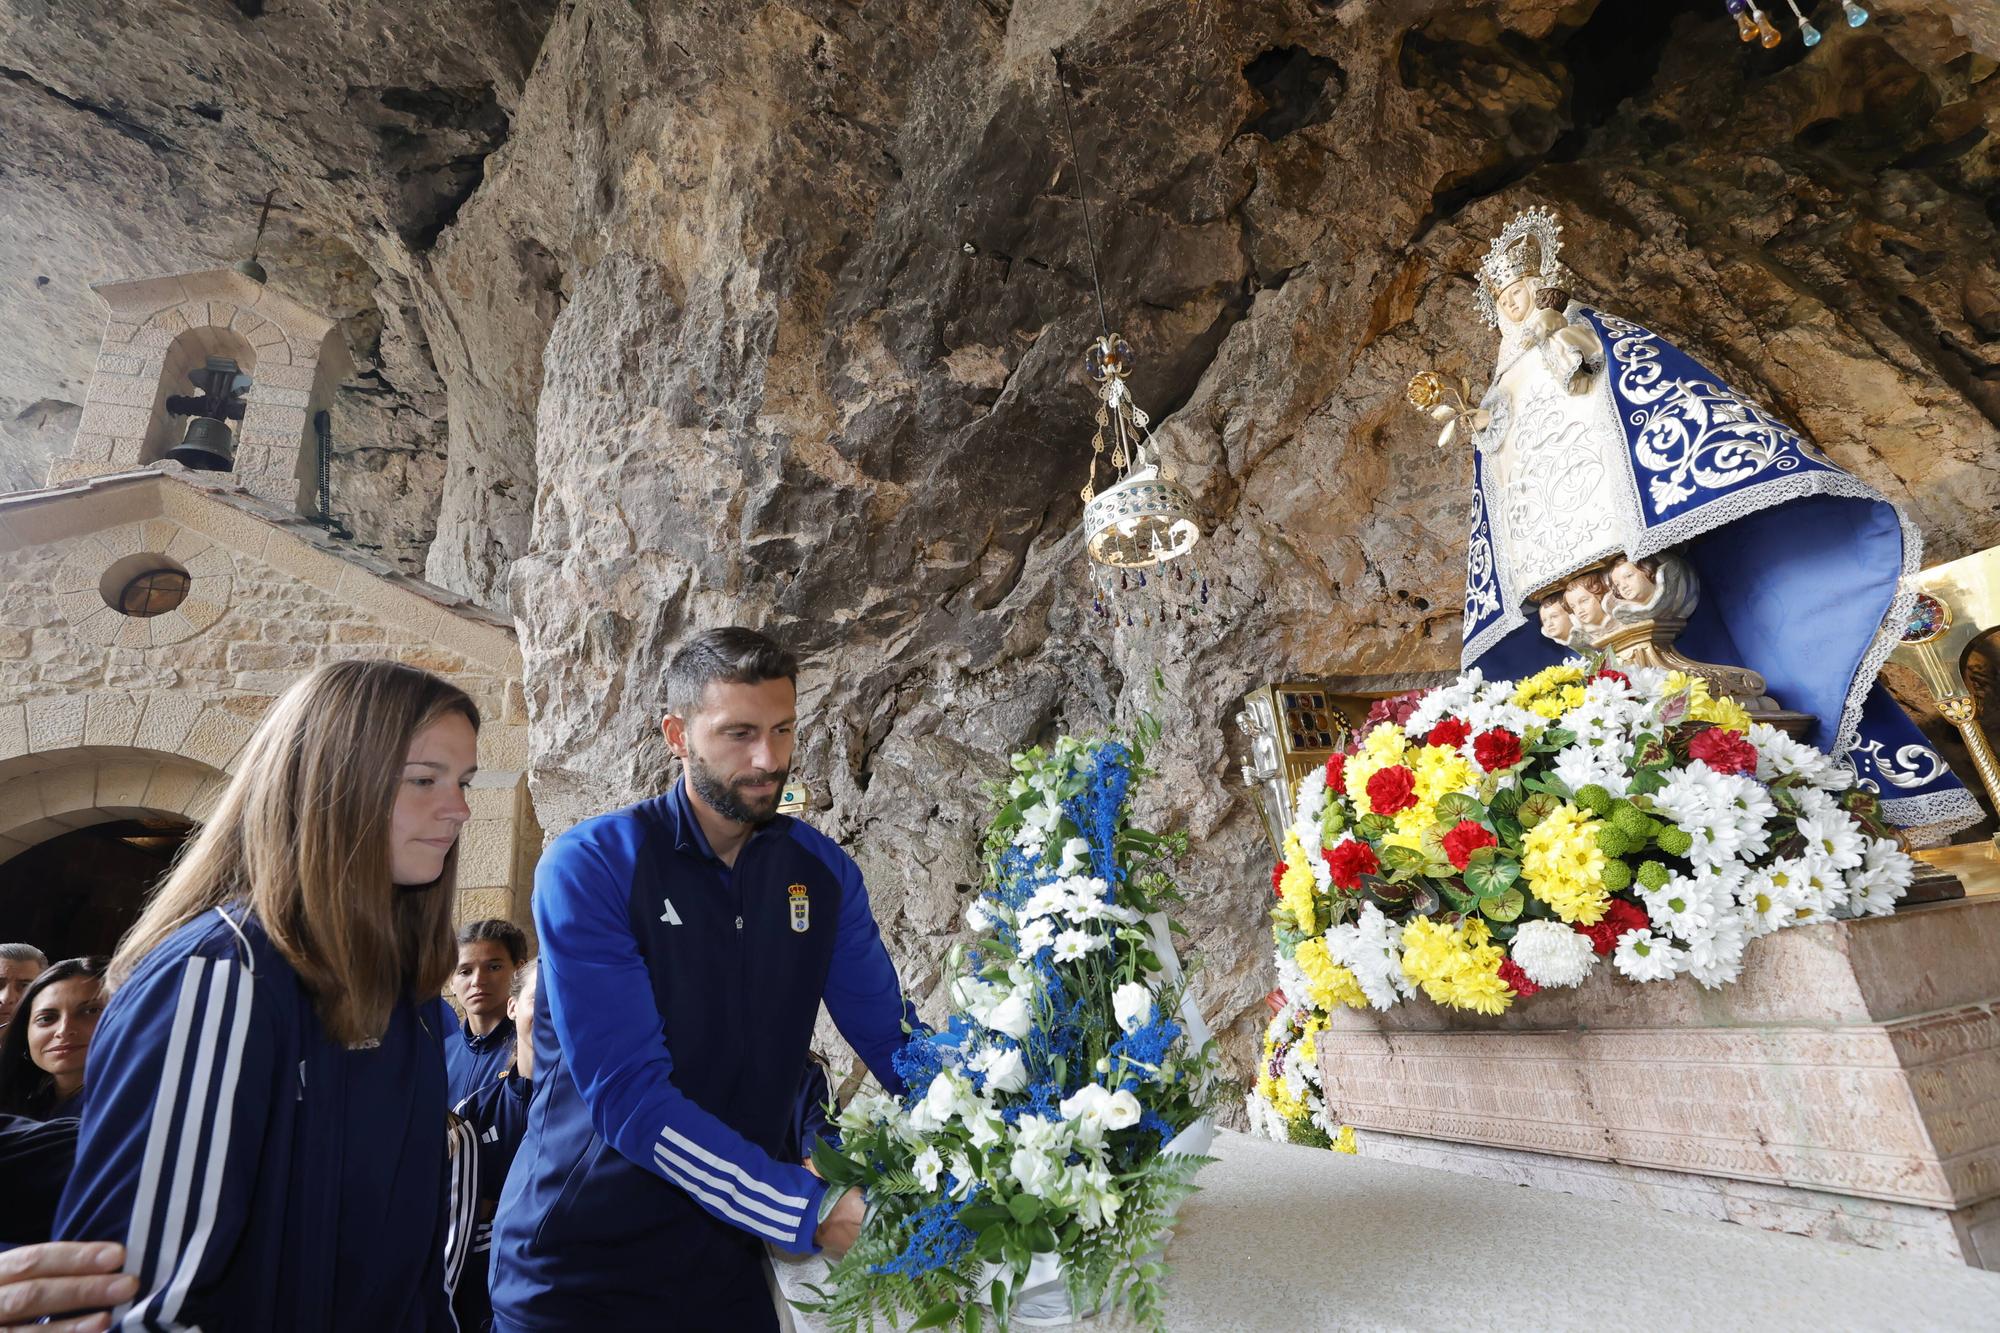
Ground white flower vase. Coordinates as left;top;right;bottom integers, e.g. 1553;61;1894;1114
977;916;1216;1325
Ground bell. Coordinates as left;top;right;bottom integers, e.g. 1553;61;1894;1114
168;416;236;471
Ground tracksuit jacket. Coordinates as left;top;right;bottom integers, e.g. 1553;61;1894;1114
446;1013;516;1109
55;905;456;1332
488;780;915;1330
451;1069;532;1331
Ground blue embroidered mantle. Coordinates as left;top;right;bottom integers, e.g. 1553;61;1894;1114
1461;308;1979;841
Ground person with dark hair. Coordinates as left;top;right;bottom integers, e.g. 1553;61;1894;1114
0;942;49;1031
448;918;530;1105
489;627;918;1331
0;958;107;1120
452;963;538;1333
55;659;480;1331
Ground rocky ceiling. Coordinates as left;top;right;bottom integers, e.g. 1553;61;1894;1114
3;0;1998;1066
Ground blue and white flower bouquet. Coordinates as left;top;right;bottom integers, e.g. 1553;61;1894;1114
800;720;1219;1330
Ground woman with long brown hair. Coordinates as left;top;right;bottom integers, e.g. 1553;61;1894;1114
54;659;479;1333
0;957;107;1120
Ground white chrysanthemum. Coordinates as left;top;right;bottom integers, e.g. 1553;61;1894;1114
1639;871;1727;940
1321;902;1407;1009
1552;740;1633;798
1019;882;1071;923
1738;864;1804;937
1016;918;1056;957
1748;723;1852;790
1051;927;1106;962
1612;928;1687;982
1784;853;1843;925
1652;762;1775;870
1788;784;1844;823
1275;952;1312;1011
1618;663;1674;695
1291;767;1329;831
1794;810;1866;872
1508;919;1597;988
1843;835;1913;920
1682;911;1749;988
1404;674;1484;737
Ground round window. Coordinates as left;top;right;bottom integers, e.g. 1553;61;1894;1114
117;568;191;617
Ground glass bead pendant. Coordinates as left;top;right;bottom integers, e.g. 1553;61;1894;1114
1843;1;1869;26
1799;18;1821;44
1726;0;1758;41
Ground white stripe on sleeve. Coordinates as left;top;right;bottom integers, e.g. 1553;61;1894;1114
652;1142;805;1228
655;1124;811;1208
159;961;255;1326
650;1146;802;1245
116;957;210;1331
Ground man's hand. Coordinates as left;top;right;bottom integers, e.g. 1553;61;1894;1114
0;1241;136;1332
812;1187;864;1259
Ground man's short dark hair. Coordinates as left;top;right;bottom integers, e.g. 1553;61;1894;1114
457;918;530;965
664;628;799;717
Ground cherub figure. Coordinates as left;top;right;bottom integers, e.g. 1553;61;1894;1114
1561;571;1613;634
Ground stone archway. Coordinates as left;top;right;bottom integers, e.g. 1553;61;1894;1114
0;747;226;958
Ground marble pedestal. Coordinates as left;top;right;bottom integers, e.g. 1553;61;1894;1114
1315;898;2000;1268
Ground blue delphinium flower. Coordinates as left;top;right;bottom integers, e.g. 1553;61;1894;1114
869;1195;976;1278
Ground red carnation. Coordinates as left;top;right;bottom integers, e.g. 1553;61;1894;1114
1497;957;1541;998
1364;764;1419;815
1272;862;1287;897
1688;727;1759;777
1473;727;1523;772
1441;819;1499;871
1325;751;1347;795
1426;716;1472;749
1323;838;1380;891
1591;668;1631;688
1574;897;1650;955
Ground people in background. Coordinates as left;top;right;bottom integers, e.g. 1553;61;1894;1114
451;962;539;1332
56;659;479;1332
0;942;48;1030
447;918;529;1106
488;627;917;1332
0;957;107;1120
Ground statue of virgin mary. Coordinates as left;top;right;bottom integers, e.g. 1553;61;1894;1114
1451;206;1979;843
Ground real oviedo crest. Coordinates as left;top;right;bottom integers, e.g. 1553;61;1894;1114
787;884;810;934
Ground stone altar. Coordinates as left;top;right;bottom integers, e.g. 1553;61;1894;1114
1315;895;2000;1268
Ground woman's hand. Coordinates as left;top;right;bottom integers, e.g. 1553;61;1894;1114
0;1242;136;1332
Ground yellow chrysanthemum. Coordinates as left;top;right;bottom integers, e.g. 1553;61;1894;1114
1331;1124;1359;1154
1278;832;1319;935
1397;917;1513;1015
1296;937;1371;1011
1511;663;1586;717
1662;671;1752;736
1520;802;1610;924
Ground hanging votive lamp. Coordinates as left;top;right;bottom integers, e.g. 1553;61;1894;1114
1843;1;1869;26
1783;0;1822;45
1725;0;1759;41
1077;333;1206;627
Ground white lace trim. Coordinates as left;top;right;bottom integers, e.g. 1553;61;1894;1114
1881;787;1984;847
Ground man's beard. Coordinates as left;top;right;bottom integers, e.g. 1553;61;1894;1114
686;745;788;825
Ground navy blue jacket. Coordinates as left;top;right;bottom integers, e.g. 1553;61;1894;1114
446;1014;516;1109
452;1070;531;1331
488;781;914;1330
0;1112;77;1247
55;906;455;1332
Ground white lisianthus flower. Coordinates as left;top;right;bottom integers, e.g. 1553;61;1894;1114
1012;1113;1067;1153
946;1151;977;1199
1101;1089;1142;1131
1016;918;1057;958
1612;928;1686;983
914;1146;943;1192
1113;982;1154;1034
983;992;1033;1040
1010;1148;1061;1198
965;1109;1004;1150
835;1092;900;1134
1507;919;1596;988
1058;1084;1111;1146
952;974;1000;1018
1073;1165;1122;1230
1051;927;1107;962
970;1044;1027;1095
1057;836;1093;876
1013;797;1061;856
964;898;994;933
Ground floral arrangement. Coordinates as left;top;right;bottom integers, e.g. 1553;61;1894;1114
803;720;1219;1331
1250;659;1917;1146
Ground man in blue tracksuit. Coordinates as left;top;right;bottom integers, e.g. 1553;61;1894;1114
489;628;917;1330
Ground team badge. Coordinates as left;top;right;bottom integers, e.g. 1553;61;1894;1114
788;884;811;933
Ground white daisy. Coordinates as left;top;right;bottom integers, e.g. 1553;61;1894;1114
1738;864;1804;937
1794;810;1865;872
1843;836;1914;918
1639;872;1726;940
1051;927;1106;962
1682;912;1749;988
1612;928;1687;982
1552;740;1633;798
1508;919;1597;989
1016;918;1056;957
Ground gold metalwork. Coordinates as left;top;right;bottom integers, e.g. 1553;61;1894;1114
1891;546;2000;837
